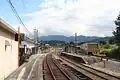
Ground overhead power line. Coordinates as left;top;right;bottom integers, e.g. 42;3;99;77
6;0;33;38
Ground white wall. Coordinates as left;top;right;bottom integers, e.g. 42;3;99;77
21;41;34;49
80;43;88;51
0;27;18;79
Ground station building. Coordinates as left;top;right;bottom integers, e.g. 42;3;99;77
0;18;18;79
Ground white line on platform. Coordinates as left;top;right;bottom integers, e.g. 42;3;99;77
17;67;26;80
26;55;40;80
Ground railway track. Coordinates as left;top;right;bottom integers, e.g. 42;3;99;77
54;58;91;80
43;54;72;80
60;56;120;80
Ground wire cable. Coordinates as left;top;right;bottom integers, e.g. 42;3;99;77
6;0;33;38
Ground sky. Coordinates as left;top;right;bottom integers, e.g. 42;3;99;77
0;0;120;37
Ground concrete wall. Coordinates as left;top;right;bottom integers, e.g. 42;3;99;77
21;41;34;49
0;27;18;79
87;43;99;52
80;43;99;54
80;43;88;51
21;40;35;55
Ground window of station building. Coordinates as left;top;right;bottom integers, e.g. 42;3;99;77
5;40;11;51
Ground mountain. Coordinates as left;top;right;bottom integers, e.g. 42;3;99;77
39;35;101;42
40;35;67;41
91;37;112;42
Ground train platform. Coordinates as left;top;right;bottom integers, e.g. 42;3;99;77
91;59;120;73
61;52;102;64
61;52;120;76
5;54;46;80
65;52;120;73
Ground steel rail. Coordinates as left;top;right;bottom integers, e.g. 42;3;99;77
46;55;56;80
52;58;72;80
45;54;71;80
60;56;115;80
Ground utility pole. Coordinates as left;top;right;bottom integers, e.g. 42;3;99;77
75;33;77;54
18;27;20;67
75;33;77;44
34;29;39;54
34;29;36;54
36;29;38;54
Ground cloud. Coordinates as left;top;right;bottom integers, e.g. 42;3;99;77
37;27;71;36
22;0;120;37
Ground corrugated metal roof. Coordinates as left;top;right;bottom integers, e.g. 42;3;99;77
0;18;17;34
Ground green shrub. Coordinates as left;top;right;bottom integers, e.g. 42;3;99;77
107;47;120;60
104;44;111;49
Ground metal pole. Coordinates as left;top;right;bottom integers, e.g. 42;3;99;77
18;27;20;67
34;29;36;54
75;33;77;54
37;29;38;54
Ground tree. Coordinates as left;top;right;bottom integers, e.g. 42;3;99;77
106;13;120;60
99;41;106;45
108;38;114;44
114;13;120;46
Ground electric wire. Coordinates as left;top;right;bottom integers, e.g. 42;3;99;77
6;0;33;39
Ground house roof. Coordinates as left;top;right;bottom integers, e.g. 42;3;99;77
0;18;17;34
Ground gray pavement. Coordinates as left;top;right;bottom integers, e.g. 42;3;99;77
5;54;46;80
91;59;120;73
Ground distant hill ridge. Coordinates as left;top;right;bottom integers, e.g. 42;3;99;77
39;35;107;42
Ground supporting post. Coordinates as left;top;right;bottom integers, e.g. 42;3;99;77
18;27;20;67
